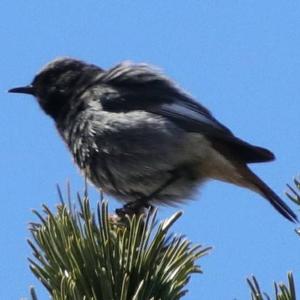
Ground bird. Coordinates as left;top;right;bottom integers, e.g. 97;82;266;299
9;57;298;222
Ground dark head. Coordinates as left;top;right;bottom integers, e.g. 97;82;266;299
9;57;103;119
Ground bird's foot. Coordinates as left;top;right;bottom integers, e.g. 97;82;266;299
116;200;154;217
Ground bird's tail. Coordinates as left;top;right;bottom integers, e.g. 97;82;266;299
240;167;298;223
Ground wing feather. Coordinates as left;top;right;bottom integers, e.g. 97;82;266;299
98;62;275;163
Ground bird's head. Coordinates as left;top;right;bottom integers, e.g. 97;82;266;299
9;57;103;119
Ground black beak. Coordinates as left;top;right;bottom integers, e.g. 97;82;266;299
8;85;35;95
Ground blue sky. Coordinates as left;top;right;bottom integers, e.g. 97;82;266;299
1;1;300;299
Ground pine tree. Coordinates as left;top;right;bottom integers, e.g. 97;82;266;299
27;178;300;299
28;187;210;299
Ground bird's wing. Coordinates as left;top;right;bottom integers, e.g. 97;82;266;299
99;62;274;163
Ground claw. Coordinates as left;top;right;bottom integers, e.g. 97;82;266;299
116;201;153;217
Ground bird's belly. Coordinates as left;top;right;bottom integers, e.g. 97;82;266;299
65;111;219;204
85;155;203;204
83;132;215;204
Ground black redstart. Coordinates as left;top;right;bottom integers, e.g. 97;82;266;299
9;58;298;222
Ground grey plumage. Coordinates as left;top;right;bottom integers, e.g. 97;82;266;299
9;57;298;222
